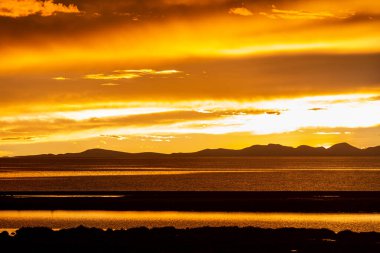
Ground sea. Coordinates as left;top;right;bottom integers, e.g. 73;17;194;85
1;157;380;232
0;157;380;191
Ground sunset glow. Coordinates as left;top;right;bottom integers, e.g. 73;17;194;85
1;0;380;156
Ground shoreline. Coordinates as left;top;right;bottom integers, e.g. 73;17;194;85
1;226;380;253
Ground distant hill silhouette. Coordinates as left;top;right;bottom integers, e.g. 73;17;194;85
9;143;380;158
57;149;164;158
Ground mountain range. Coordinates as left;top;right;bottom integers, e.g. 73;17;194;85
9;143;380;158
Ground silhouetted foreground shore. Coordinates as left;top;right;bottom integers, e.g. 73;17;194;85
1;191;380;212
1;226;379;253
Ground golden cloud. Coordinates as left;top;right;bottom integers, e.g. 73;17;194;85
100;83;120;86
84;73;140;80
52;76;70;81
162;0;230;6
260;6;355;20
84;69;182;80
229;7;253;16
314;131;351;135
1;93;380;144
0;0;79;17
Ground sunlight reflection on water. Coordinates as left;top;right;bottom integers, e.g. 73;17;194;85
0;211;379;232
1;157;380;190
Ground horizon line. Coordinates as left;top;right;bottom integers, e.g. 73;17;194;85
3;142;378;158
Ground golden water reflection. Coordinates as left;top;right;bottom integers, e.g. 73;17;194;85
0;211;379;232
2;168;380;178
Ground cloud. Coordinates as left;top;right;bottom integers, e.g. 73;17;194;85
162;0;230;6
0;109;223;143
265;111;281;115
52;76;70;80
1;93;380;144
100;134;128;140
260;6;355;20
139;135;175;142
0;0;80;18
84;73;140;80
314;131;351;135
229;7;253;16
0;0;378;76
100;83;120;86
1;136;37;141
0;54;379;109
314;131;341;135
84;69;182;80
119;69;181;75
308;107;327;111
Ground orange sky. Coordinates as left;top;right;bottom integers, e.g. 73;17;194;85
0;0;380;156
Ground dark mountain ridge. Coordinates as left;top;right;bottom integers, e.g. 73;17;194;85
7;143;380;159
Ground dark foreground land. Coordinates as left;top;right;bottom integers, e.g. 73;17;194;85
1;226;380;253
1;191;380;212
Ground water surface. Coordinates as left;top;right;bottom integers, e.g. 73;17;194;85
0;211;379;232
1;157;380;191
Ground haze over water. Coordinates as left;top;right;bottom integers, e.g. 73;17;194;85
1;157;380;191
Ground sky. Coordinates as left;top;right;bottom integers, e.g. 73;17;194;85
0;0;380;156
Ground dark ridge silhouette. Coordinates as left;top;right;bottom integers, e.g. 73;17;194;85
364;145;380;156
296;144;327;155
60;148;165;159
5;142;380;159
327;143;361;156
239;144;297;156
75;148;130;158
0;226;379;253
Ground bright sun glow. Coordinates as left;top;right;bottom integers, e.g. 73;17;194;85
1;93;380;146
1;0;380;155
